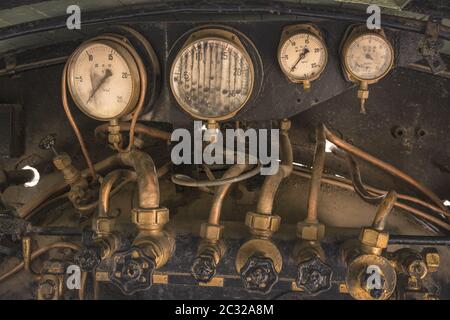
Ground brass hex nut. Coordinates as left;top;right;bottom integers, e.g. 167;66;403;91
94;217;115;235
423;249;440;273
296;221;325;241
359;228;389;249
245;212;281;234
280;119;291;131
357;89;369;100
199;223;224;241
53;153;71;170
108;134;122;144
132;207;169;229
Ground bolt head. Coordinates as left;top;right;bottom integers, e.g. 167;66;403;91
359;228;389;249
296;256;333;295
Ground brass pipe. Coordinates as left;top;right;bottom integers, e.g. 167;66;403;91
98;170;136;218
208;164;250;225
118;150;160;209
306;125;326;222
292;169;450;230
95;122;171;142
323;125;446;211
61;63;96;180
0;242;80;282
372;191;397;231
22;237;32;273
256;122;293;215
78;271;88;300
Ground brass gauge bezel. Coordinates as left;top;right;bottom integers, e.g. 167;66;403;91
277;24;328;90
341;26;395;84
169;28;256;122
67;35;141;121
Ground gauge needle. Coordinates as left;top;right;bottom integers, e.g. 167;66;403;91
365;54;374;61
87;69;112;104
291;48;310;72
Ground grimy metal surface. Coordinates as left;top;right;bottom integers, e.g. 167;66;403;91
0;2;449;300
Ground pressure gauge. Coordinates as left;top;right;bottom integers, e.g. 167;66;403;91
341;26;394;113
170;28;255;121
278;24;328;90
67;35;142;121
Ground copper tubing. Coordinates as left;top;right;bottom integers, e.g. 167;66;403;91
61;63;96;180
256;128;293;215
95;122;171;142
323;125;447;211
111;39;148;153
0;242;80;283
208;164;251;225
98;170;137;218
292;169;450;230
372;191;397;231
118;150;160;209
305;125;327;222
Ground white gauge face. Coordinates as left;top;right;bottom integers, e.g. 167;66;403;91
279;32;327;81
68;41;139;120
170;37;254;120
345;34;393;81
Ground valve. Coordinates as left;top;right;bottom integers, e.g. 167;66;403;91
191;254;217;283
391;248;428;280
109;248;156;295
36;259;67;300
236;239;282;295
343;191;398;300
191;224;225;283
293;242;332;295
296;255;332;295
75;247;101;272
240;255;278;295
39;133;59;156
76;228;119;272
40;134;93;207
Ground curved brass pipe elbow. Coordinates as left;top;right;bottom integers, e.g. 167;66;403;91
256;119;293;215
118;150;160;209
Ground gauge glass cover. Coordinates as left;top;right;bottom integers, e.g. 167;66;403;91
68;41;139;120
170;37;254;120
344;34;393;81
279;32;327;81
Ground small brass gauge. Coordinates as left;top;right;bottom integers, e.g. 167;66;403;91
170;28;255;122
277;24;328;90
341;26;394;113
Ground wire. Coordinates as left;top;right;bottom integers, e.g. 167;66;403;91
292;167;450;230
323;125;448;212
171;164;261;187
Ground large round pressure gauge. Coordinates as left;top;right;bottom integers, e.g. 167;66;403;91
67;37;141;121
278;24;328;90
170;29;255;121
